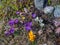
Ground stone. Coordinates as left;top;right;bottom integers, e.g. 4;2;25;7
34;0;44;10
54;5;60;17
44;6;54;14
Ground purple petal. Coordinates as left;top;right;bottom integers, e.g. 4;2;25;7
8;20;14;26
24;22;32;27
9;28;15;34
14;19;19;23
32;13;36;18
16;11;20;14
28;22;32;26
5;31;10;36
24;8;28;13
25;26;31;31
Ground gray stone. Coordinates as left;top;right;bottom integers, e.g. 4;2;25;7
54;5;60;17
34;0;44;10
44;6;54;14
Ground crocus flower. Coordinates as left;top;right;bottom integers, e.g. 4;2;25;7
28;30;36;42
8;19;14;26
24;22;32;27
25;26;32;31
9;28;15;34
14;19;19;24
22;16;25;20
5;28;15;36
24;8;28;13
32;13;36;18
24;22;32;31
16;11;20;14
28;22;32;26
4;31;10;36
34;17;39;21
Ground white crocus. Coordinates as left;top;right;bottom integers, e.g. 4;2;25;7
39;18;43;23
40;23;44;27
34;17;39;21
24;8;28;13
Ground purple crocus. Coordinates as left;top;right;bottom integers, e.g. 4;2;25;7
24;22;32;31
9;28;15;34
24;22;32;27
14;19;19;24
5;31;10;36
28;22;32;26
16;11;20;14
8;19;14;26
5;28;15;36
32;13;36;18
25;26;32;31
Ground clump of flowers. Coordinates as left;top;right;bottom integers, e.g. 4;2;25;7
8;19;19;26
28;30;36;42
5;27;15;36
5;19;19;36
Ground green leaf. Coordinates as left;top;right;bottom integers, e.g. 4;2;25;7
10;4;18;10
7;0;11;5
30;41;37;45
48;0;51;5
12;0;16;2
14;30;20;36
2;0;6;3
0;4;4;9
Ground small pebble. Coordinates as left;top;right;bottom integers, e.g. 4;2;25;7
54;5;60;17
34;0;44;10
44;6;54;14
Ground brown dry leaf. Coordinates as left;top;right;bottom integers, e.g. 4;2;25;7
55;27;60;34
38;30;43;35
55;38;60;45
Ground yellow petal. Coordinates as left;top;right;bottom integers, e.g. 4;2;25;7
22;16;25;19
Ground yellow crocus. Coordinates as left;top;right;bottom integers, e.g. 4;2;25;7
22;16;25;20
28;30;36;42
